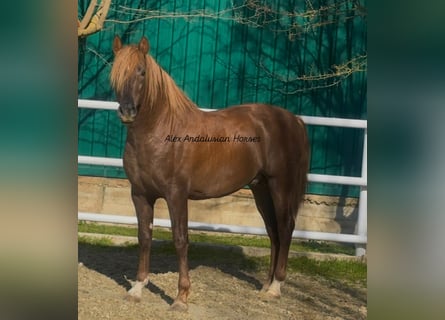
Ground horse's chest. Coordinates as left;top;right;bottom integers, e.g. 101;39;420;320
124;141;175;180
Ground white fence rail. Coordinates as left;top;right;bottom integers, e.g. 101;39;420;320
78;99;367;256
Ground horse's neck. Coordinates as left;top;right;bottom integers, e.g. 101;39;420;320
133;60;200;131
158;69;198;113
133;92;198;134
151;72;199;121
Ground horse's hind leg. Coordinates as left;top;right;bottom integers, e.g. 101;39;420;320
250;181;279;292
126;191;155;302
265;178;298;298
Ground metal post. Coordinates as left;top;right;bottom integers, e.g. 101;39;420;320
355;129;367;256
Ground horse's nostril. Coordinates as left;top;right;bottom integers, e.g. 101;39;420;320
119;104;135;114
117;104;137;123
130;105;138;116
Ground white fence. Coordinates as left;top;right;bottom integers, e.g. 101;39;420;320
78;99;367;256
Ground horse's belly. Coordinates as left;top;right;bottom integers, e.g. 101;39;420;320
188;186;244;200
186;145;261;199
188;170;257;200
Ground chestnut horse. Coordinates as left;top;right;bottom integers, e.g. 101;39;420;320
110;36;309;311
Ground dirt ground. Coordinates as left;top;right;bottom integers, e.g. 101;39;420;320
78;239;367;320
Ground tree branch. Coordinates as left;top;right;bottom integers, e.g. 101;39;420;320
79;0;97;30
78;0;111;38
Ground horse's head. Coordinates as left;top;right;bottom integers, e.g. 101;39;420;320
110;36;150;124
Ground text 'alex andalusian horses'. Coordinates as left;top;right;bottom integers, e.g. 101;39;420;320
110;36;310;311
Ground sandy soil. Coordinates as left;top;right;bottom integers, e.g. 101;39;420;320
78;239;366;320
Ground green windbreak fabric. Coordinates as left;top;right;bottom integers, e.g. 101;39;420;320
78;0;367;197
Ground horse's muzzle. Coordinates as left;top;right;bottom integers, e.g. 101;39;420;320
117;104;137;123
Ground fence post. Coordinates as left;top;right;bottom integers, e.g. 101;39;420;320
355;129;367;256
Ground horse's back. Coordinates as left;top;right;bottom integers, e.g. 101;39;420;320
227;103;307;152
201;103;308;163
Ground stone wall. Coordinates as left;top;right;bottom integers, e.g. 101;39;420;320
78;176;359;234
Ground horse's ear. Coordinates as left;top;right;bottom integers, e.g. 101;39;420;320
113;36;122;55
138;37;150;54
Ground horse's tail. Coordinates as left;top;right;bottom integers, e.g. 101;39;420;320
294;116;310;212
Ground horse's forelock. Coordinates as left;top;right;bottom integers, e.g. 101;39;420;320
110;46;146;92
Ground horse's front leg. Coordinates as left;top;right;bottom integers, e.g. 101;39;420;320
126;191;155;302
166;194;190;311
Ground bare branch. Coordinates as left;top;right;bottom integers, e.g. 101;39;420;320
78;0;111;38
89;1;366;93
79;0;97;30
253;53;366;94
277;55;367;94
106;0;366;37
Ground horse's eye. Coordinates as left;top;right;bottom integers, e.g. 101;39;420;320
137;66;145;76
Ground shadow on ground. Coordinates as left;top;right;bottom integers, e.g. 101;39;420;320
78;240;264;293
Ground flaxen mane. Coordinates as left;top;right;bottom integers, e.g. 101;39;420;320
110;45;196;116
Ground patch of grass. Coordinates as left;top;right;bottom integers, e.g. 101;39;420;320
288;256;367;286
78;222;138;237
78;222;355;255
78;235;114;247
296;240;355;255
235;255;367;287
191;231;268;248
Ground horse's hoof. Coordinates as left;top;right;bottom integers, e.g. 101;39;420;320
124;276;148;303
170;300;188;312
259;289;280;301
260;283;270;292
264;279;282;299
266;289;281;299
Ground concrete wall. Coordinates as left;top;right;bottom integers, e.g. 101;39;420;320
78;176;359;234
